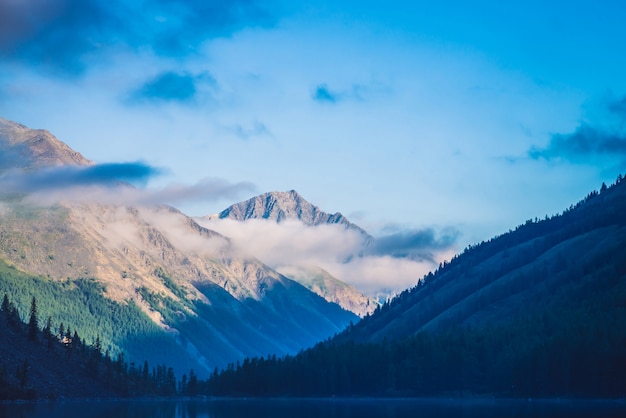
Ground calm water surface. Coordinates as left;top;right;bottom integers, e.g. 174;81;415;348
2;398;625;418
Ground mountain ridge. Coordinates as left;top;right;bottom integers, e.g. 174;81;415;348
212;189;372;238
0;117;357;376
0;117;92;170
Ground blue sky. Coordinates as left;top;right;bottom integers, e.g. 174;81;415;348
2;0;626;256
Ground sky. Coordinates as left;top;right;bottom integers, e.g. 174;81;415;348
1;0;626;295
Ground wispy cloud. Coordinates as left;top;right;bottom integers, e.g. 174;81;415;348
529;125;626;161
0;0;116;74
529;95;626;162
311;83;371;104
0;162;160;193
0;163;255;208
368;227;460;261
139;178;257;206
312;84;339;103
197;218;457;297
0;0;275;75
127;71;216;104
223;121;272;141
608;96;626;116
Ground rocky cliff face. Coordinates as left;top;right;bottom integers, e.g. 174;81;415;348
0;117;92;170
215;190;371;238
278;265;377;317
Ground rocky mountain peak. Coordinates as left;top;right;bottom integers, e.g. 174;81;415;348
216;190;370;236
0;116;93;170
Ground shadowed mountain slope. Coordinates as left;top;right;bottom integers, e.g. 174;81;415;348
206;178;626;397
340;178;626;343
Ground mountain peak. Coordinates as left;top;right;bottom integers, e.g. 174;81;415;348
0;116;93;170
216;190;365;233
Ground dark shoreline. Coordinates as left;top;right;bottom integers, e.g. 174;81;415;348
3;395;626;405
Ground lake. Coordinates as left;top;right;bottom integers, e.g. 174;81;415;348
2;398;626;418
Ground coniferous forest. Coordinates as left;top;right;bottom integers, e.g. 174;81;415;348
203;176;626;398
0;294;199;400
2;177;626;400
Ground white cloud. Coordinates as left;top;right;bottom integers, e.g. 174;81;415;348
19;177;255;209
197;217;453;297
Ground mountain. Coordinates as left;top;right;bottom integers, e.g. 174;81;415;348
205;190;377;316
212;189;371;238
0;117;92;170
0;118;356;377
277;265;376;318
206;178;626;398
337;178;626;344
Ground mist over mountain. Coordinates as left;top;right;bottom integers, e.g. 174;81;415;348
206;177;626;398
202;189;458;312
0;117;356;377
203;191;382;315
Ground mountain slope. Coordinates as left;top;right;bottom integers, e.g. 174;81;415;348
278;265;376;318
339;178;626;344
0;201;356;376
0;118;356;377
206;178;626;397
0;117;92;170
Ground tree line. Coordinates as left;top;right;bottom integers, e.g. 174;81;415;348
201;177;626;398
0;293;199;400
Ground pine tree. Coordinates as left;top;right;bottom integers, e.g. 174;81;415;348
93;335;102;356
43;317;54;350
1;293;9;312
188;369;198;396
28;297;38;342
16;359;29;391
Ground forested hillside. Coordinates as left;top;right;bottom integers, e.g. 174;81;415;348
205;177;626;398
0;260;200;376
0;293;196;400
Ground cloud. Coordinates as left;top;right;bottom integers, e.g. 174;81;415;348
23;177;256;209
196;218;456;297
529;95;626;162
229;121;272;140
0;162;160;193
0;0;275;75
529;125;626;160
0;163;256;208
312;84;338;103
197;218;365;265
608;96;626;117
311;82;382;104
321;255;444;298
139;178;257;206
127;71;216;104
369;227;460;261
0;0;123;75
138;207;231;257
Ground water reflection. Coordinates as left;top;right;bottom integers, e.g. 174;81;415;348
2;398;625;418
